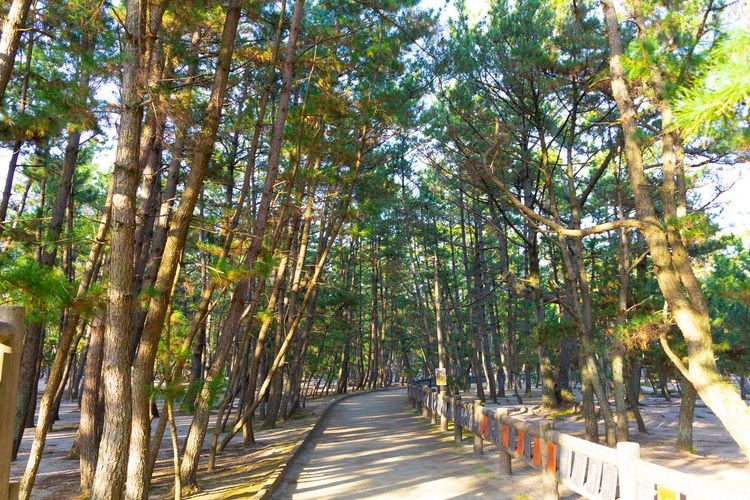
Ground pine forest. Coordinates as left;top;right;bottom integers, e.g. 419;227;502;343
0;0;748;498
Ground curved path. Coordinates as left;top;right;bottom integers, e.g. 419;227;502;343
274;388;543;499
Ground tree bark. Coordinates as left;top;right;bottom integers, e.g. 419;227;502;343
90;0;143;494
92;0;143;499
125;2;242;496
78;312;105;496
677;375;697;452
0;19;32;235
179;3;306;489
0;0;33;105
601;0;750;460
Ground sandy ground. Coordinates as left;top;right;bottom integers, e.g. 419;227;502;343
10;388;345;499
9;383;750;498
276;388;567;500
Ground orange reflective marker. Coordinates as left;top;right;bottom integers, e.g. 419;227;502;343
516;430;525;456
546;443;557;472
533;437;541;466
502;424;510;448
480;415;490;438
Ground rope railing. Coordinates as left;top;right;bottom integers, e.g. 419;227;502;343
407;383;743;500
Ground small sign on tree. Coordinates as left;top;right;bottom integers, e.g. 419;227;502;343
435;367;447;386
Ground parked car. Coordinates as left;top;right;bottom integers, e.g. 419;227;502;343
412;377;436;388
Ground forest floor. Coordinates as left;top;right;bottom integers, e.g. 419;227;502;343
10;385;354;499
480;385;750;492
10;384;750;498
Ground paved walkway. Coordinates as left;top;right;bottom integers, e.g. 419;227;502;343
274;388;545;499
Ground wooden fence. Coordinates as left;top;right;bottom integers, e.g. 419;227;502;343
407;384;743;500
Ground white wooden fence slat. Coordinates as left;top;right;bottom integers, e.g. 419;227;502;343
584;457;602;496
599;463;618;500
571;452;588;488
559;447;573;480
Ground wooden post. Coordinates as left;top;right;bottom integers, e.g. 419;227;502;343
496;408;511;476
617;442;640;500
431;388;438;425
453;394;462;442
0;306;24;500
473;399;484;456
421;386;429;418
438;392;450;432
540;420;559;500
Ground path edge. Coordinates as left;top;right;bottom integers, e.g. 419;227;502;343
252;386;397;499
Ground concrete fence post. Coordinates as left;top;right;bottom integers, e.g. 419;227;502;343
617;442;640;500
0;306;25;500
419;385;427;417
473;399;484;456
430;388;438;425
495;408;511;476
540;420;559;500
421;386;429;418
453;394;462;442
440;393;448;432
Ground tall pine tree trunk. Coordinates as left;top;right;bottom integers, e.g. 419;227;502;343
90;0;144;494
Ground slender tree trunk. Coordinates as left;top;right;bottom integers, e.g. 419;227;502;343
15;95;86;464
79;312;105;496
472;210;497;402
433;254;447;391
218;121;369;454
179;2;305;489
263;323;286;428
0;20;32;234
458;190;485;401
0;140;23;233
613;169;632;441
337;242;356;394
677;375;697;452
0;0;33;105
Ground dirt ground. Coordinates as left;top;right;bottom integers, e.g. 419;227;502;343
11;390;345;499
10;383;750;498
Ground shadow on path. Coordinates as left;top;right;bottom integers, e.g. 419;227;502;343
274;388;549;499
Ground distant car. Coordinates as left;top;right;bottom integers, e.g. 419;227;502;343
412;377;436;388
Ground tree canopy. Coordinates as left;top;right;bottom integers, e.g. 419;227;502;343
0;0;748;497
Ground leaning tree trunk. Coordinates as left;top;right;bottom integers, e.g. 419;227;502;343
0;19;33;236
125;2;242;497
179;1;306;490
601;0;750;461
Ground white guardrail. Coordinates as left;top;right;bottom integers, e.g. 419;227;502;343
407;384;744;500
